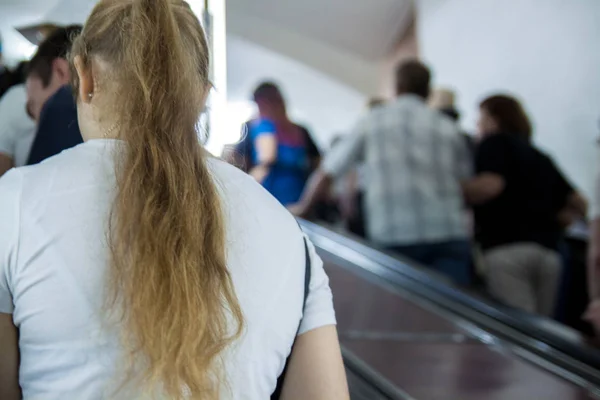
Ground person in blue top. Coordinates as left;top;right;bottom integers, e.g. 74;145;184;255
235;82;320;205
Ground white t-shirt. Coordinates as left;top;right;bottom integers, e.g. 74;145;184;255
0;140;336;399
0;84;36;167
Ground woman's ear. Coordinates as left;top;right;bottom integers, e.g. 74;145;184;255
73;55;94;104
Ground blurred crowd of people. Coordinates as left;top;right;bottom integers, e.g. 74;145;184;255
0;5;599;397
222;60;600;335
0;25;83;177
1;22;599;336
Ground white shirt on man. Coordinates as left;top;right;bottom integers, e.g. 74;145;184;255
0;84;36;167
0;139;336;399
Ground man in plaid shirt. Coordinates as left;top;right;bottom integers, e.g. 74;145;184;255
291;60;473;285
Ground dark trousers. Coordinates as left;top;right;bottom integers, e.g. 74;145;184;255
391;240;472;286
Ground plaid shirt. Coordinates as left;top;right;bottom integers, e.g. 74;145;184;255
323;95;472;245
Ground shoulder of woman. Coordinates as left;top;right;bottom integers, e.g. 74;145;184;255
0;168;23;197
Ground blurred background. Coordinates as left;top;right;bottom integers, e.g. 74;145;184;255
5;1;596;193
2;0;600;399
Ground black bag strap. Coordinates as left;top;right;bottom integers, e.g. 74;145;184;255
271;237;311;399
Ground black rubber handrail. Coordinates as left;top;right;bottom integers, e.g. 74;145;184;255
299;219;600;386
342;346;411;399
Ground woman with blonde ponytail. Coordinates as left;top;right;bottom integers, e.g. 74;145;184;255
0;0;348;399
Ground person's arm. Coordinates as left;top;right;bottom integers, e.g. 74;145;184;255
288;171;332;218
557;192;588;228
0;314;20;400
463;135;509;206
280;236;348;399
280;325;348;400
547;156;587;226
0;154;13;177
249;120;277;183
0;170;21;398
290;122;366;217
462;173;506;205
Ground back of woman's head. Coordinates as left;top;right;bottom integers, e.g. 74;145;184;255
70;0;243;398
253;81;287;119
480;94;532;141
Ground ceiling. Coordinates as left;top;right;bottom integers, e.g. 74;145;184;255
227;0;412;60
0;0;87;27
1;0;412;64
0;0;92;64
0;0;60;26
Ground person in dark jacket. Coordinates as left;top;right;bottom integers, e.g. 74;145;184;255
463;94;587;316
0;36;12;99
25;25;83;165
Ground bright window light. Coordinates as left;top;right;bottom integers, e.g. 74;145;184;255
17;40;37;59
205;100;256;156
188;0;230;156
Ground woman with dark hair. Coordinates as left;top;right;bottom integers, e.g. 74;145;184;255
463;94;586;316
477;95;533;142
242;82;321;205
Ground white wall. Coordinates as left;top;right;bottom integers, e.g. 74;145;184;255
43;0;94;24
226;11;380;96
0;0;92;66
418;0;600;197
226;34;367;149
0;29;37;66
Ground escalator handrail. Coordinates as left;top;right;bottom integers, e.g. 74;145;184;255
299;220;600;382
342;345;414;400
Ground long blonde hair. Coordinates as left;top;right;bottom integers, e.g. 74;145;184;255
70;0;243;398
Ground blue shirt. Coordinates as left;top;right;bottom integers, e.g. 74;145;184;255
249;119;313;206
26;85;83;165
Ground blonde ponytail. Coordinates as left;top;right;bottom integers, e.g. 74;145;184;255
70;0;243;398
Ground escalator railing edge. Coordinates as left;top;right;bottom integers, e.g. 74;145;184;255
299;220;600;388
342;346;415;400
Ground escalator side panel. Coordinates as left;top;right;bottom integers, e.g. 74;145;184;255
324;258;597;399
326;262;460;334
344;339;592;400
